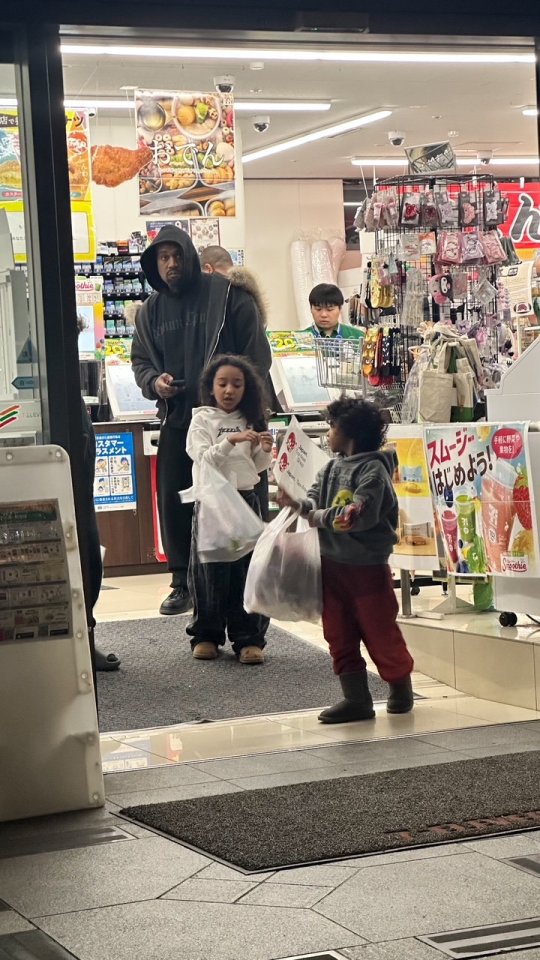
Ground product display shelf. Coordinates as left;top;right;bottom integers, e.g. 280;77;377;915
75;244;150;342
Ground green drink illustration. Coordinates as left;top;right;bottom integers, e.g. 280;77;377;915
456;494;476;542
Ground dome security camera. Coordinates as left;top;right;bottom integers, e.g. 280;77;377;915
253;115;270;133
477;149;493;166
388;130;406;147
214;75;235;94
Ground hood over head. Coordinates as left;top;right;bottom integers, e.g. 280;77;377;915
140;225;201;293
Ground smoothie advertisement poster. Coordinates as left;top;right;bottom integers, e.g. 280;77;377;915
424;423;539;577
386;426;439;572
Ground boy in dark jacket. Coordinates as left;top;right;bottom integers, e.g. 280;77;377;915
131;226;271;614
278;397;414;723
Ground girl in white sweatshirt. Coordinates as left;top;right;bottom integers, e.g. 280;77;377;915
186;355;273;664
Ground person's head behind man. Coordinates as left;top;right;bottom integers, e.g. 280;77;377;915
200;245;234;276
309;283;344;335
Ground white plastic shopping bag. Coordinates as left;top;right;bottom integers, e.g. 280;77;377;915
244;507;322;622
180;462;264;563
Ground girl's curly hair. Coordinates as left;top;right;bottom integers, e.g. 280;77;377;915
199;354;268;431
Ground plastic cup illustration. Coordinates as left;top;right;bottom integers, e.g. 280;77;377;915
441;508;459;564
481;464;517;573
456;494;476;543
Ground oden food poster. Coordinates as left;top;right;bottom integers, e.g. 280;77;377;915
424;422;540;577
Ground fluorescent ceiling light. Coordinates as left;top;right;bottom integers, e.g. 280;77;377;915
0;96;330;113
243;109;391;163
522;106;539;116
351;156;539;167
61;43;535;65
65;99;133;109
236;101;331;112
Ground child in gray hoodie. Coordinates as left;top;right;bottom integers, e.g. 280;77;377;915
278;397;414;723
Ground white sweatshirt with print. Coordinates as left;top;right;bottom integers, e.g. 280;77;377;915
186;406;272;491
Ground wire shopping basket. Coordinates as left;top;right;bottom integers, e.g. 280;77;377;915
314;338;364;391
314;338;404;422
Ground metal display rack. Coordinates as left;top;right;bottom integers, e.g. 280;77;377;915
371;173;504;382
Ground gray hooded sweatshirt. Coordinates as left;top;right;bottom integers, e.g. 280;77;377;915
299;449;399;566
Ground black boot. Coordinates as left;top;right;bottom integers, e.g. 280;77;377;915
318;670;376;724
387;675;414;714
159;587;191;616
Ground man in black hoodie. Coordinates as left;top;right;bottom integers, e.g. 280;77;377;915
132;226;272;615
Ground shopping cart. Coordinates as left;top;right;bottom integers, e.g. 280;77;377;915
313;338;404;423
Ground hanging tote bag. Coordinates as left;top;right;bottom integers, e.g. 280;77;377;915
244;507;322;622
180;462;264;563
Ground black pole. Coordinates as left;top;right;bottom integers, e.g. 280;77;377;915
15;24;97;698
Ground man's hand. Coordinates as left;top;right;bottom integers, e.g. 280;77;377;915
154;373;183;399
258;431;273;453
276;487;300;511
227;430;260;446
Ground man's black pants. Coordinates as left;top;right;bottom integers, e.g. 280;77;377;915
157;421;269;590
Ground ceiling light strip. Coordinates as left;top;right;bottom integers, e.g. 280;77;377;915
0;97;331;112
242;109;391;163
60;43;535;65
351;157;539;166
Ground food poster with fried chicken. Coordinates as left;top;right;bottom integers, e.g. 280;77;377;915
0;109;95;262
424;423;539;577
135;90;236;218
386;426;439;572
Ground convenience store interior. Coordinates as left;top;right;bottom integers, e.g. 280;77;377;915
3;29;540;960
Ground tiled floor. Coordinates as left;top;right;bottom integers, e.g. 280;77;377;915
3;573;540;960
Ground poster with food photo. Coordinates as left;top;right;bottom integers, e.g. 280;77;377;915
0;110;22;202
386;425;439;572
424;422;540;577
135;89;235;218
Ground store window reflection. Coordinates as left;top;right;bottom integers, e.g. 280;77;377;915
0;68;42;444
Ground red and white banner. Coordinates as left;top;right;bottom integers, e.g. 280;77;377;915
499;181;540;260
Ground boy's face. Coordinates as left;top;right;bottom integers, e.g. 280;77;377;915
311;301;341;333
327;422;348;454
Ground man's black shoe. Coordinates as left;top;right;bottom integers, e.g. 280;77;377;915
159;587;192;616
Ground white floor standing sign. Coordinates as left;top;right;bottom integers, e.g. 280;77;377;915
0;445;103;821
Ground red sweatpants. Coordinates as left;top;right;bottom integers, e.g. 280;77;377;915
321;557;414;682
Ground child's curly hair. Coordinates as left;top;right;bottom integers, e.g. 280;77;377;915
326;396;388;452
200;354;267;431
